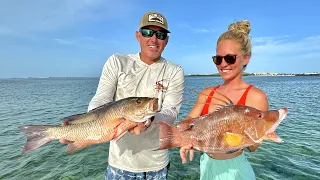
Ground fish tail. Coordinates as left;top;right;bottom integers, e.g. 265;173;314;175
19;125;56;153
156;122;181;150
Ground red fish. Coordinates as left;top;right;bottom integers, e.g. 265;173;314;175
156;92;288;153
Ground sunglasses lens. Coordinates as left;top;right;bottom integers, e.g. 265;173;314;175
140;29;167;40
140;29;154;38
155;31;167;40
224;55;237;64
212;55;237;65
213;56;223;65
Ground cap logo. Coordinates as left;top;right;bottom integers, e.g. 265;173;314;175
148;13;164;25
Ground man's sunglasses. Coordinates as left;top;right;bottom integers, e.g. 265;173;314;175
212;54;237;65
139;28;168;40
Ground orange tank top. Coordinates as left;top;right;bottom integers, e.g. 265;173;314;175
201;85;253;115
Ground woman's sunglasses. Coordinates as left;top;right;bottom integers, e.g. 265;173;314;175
212;54;237;65
139;28;168;40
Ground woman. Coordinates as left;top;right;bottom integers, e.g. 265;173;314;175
180;20;268;180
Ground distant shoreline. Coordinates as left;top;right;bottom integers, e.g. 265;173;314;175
1;73;319;79
186;72;320;77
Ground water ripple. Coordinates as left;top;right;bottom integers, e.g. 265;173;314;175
0;77;319;180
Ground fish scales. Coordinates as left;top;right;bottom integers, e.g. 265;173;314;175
19;97;159;153
157;105;288;153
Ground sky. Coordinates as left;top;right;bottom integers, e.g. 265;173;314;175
0;0;319;78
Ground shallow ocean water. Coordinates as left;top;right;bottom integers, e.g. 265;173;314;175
1;76;319;180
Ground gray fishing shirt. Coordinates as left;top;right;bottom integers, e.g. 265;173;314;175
88;53;184;172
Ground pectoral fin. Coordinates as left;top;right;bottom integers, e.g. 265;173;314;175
108;118;138;142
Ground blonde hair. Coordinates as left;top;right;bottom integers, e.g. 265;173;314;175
217;20;252;57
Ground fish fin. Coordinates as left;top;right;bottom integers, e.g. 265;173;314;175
62;102;115;125
156;122;181;150
19;125;55;153
211;89;234;106
66;142;88;152
88;102;113;113
102;118;126;128
186;88;234;106
222;132;243;147
213;103;229;111
112;119;138;142
263;132;283;143
113;130;128;142
61;113;87;124
176;119;195;132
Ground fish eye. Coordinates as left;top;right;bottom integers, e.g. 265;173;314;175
136;98;141;104
258;113;262;119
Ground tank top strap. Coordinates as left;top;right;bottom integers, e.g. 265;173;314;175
236;85;253;105
201;85;220;115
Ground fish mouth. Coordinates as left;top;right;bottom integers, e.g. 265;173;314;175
266;107;288;134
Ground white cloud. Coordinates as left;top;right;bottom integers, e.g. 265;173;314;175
248;35;320;73
191;28;215;33
177;23;215;33
53;37;114;50
0;0;135;33
53;38;75;45
252;35;320;59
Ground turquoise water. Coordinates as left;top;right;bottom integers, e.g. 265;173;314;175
1;76;319;180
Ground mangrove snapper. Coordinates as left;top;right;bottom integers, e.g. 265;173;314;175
19;97;159;153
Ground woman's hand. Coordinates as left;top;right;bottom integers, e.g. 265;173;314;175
180;144;194;164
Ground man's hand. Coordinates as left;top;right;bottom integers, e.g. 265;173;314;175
128;119;152;135
180;144;194;164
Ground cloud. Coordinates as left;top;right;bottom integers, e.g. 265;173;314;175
177;23;215;33
252;35;320;56
52;37;117;50
191;28;215;33
0;0;135;33
248;35;320;73
53;38;75;45
252;35;292;44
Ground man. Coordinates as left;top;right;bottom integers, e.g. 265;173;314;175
86;11;184;179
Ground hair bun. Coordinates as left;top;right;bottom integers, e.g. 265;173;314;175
228;20;251;35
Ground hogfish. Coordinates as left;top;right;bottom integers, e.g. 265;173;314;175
157;92;288;153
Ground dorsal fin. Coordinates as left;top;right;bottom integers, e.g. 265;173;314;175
212;89;234;105
61;113;87;125
61;102;114;125
88;101;114;113
187;88;234;107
